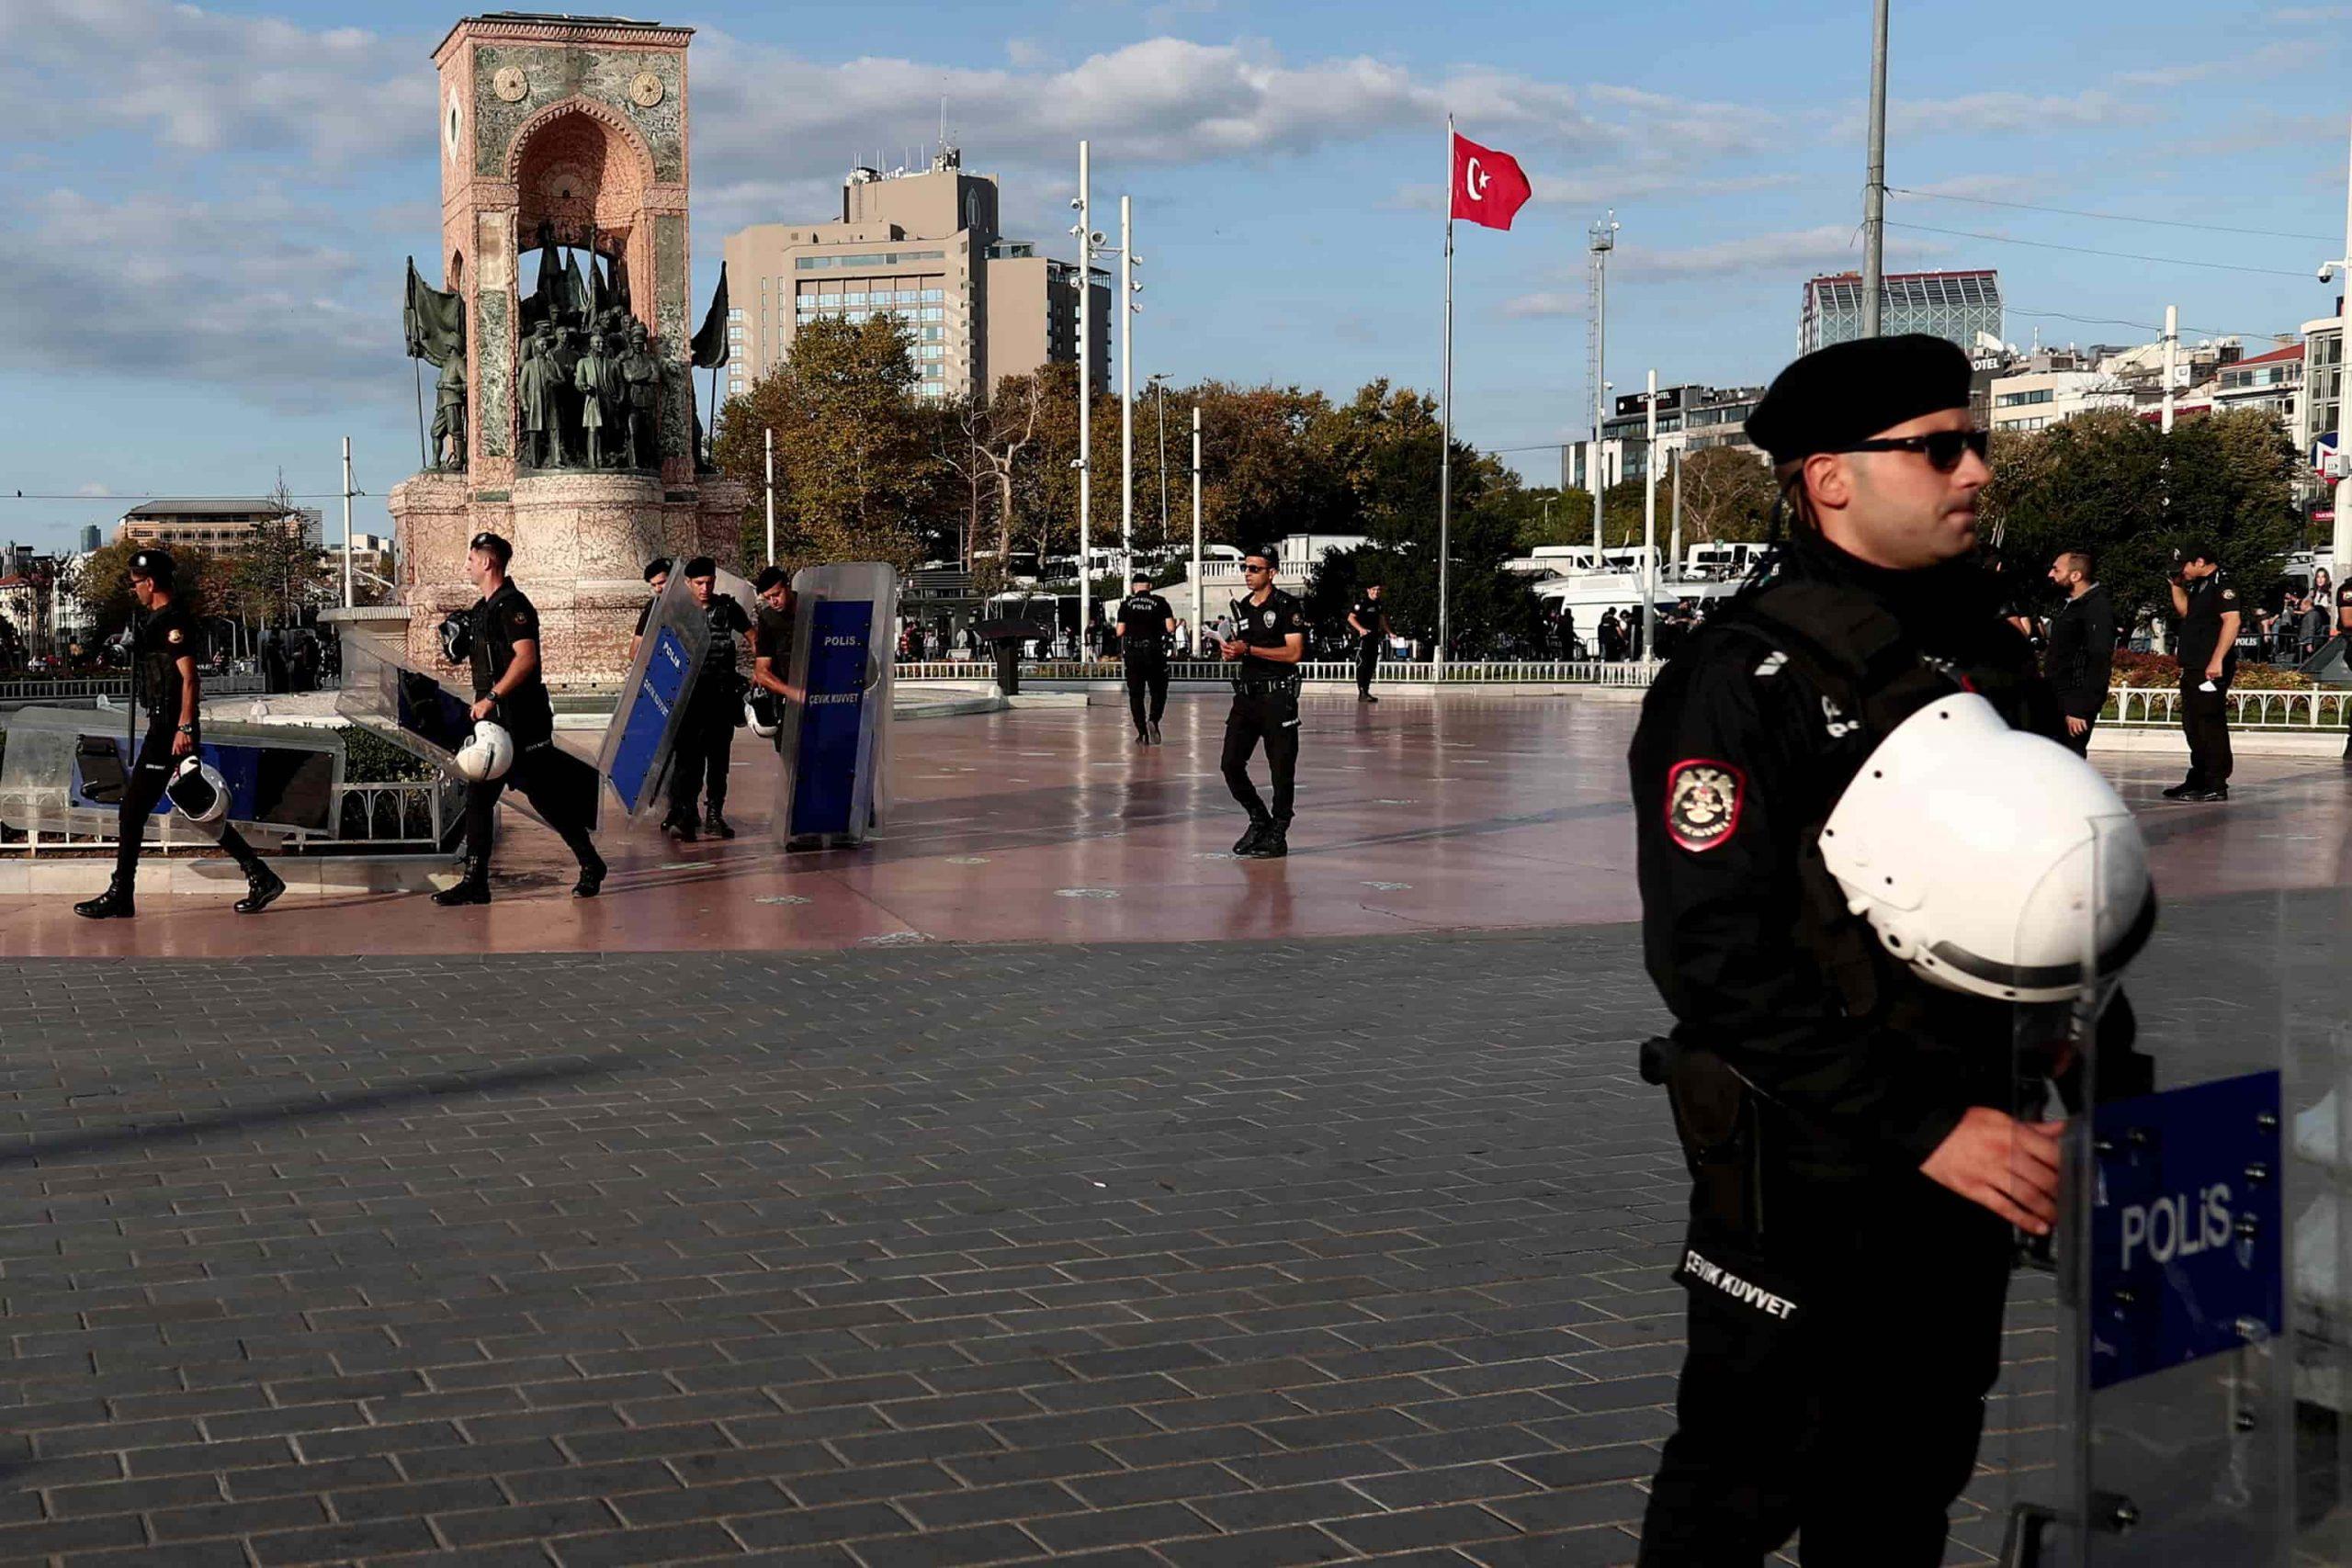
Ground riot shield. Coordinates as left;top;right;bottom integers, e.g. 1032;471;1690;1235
0;705;343;842
1993;818;2340;1566
595;570;715;818
771;562;895;850
336;624;599;834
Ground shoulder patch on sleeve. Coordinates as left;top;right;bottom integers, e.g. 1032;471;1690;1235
2222;587;2239;604
1664;759;1746;853
1753;650;1786;678
510;609;532;629
165;626;184;646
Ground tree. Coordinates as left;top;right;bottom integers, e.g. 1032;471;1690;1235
225;471;334;631
1676;446;1779;545
711;314;945;572
70;540;221;643
934;372;1046;591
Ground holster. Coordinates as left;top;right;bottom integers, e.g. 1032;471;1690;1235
1642;1035;1765;1241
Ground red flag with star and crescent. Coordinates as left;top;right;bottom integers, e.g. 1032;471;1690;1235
1450;130;1532;231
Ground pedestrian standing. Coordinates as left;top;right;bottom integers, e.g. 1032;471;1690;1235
662;556;752;840
1348;582;1391;703
1218;549;1306;859
433;532;605;904
2163;543;2238;803
2042;548;2113;755
74;549;285;919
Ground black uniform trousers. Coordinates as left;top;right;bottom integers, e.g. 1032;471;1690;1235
112;719;266;887
2178;675;2234;789
461;740;599;869
668;676;740;820
1124;653;1169;732
1638;1177;2010;1566
1220;682;1299;825
1353;636;1381;696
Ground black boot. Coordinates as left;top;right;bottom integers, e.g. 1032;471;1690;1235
703;807;735;840
573;845;607;898
1148;720;1163;745
2160;780;2201;801
234;863;286;915
1240;820;1290;859
74;876;136;920
663;811;698;843
1232;818;1271;856
432;854;492;907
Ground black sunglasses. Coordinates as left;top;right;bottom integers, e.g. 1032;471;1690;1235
1837;429;1990;471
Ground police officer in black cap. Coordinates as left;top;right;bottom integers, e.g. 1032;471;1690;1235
435;531;605;905
628;556;669;666
2163;541;2237;802
1115;572;1176;744
75;549;285;919
662;556;753;840
1219;547;1306;858
1347;582;1390;702
1627;335;2142;1565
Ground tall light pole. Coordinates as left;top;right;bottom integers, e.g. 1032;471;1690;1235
2324;117;2352;576
2160;305;2178;436
1071;141;1095;652
763;425;776;563
1155;378;1170;553
340;435;354;610
1191;405;1204;655
1119;195;1139;589
1642;369;1658;665
1587;214;1618;558
1861;0;1889;338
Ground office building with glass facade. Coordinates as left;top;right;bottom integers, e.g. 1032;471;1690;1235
1799;269;2002;355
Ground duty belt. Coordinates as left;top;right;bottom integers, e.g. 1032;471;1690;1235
1231;671;1302;694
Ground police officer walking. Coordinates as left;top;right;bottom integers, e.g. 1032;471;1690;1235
2163;542;2238;802
435;532;605;905
1628;336;2143;1565
662;556;753;840
1218;549;1306;858
2042;547;2114;755
75;549;285;919
1115;572;1176;744
1348;582;1390;702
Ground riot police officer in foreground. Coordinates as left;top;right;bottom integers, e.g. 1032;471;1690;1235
435;532;605;905
75;549;285;919
1629;335;2146;1565
1116;572;1175;744
1219;549;1306;858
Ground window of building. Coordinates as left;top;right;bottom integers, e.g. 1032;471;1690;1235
920;308;944;322
920;288;944;302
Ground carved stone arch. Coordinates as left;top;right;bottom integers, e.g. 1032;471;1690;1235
503;94;656;187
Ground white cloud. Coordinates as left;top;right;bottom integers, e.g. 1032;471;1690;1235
0;0;428;164
1885;89;2148;138
2112;41;2300;87
1501;291;1583;320
74;483;115;498
1616;224;1945;282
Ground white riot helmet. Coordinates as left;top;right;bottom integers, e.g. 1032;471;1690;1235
452;720;514;783
1820;694;2154;1003
743;693;780;739
164;757;229;824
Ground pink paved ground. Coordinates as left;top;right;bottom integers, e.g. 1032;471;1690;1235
5;692;2346;958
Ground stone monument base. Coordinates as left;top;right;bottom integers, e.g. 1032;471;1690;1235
389;469;747;687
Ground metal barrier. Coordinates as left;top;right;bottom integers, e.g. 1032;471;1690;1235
2107;686;2352;730
6;777;452;856
0;673;273;704
890;659;1660;687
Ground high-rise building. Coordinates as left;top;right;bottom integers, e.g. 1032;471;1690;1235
721;147;1109;405
1800;269;2002;355
116;499;322;552
78;525;101;553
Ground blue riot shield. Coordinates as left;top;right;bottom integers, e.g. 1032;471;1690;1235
770;562;895;850
1986;824;2346;1566
0;705;344;842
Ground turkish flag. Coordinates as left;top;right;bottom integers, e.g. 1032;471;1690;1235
1450;130;1532;231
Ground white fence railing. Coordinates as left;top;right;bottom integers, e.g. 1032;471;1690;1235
2108;686;2351;730
892;659;1660;687
5;779;451;856
0;673;272;704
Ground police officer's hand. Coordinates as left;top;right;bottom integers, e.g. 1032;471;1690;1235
1920;1107;2064;1235
469;697;495;722
1220;638;1246;660
2065;716;2088;738
170;729;194;759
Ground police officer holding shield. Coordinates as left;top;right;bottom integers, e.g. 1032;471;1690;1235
1116;572;1175;745
748;566;798;747
1219;548;1306;859
75;549;284;919
435;531;605;905
662;556;753;840
1628;336;2146;1566
628;556;669;666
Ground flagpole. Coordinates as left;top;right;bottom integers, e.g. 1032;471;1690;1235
1437;117;1454;673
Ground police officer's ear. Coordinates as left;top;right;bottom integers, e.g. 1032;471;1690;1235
1797;450;1854;513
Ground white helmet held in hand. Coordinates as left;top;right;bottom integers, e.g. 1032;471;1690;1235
164;756;229;824
1820;694;2154;1003
453;720;514;783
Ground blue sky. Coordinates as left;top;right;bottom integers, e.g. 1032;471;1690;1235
1;0;2346;555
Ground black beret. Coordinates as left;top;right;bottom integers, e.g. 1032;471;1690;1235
468;531;512;565
1745;333;1973;465
683;556;718;579
128;548;175;583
